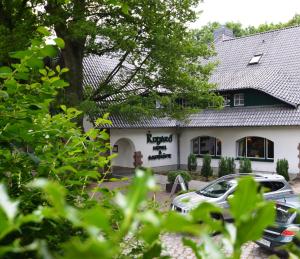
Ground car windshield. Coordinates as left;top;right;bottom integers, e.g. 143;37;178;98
196;180;235;198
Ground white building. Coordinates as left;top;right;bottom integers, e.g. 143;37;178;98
84;26;300;176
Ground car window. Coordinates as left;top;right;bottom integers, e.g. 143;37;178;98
197;180;235;198
276;204;296;224
259;181;285;193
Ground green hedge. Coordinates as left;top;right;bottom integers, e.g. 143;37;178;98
276;159;289;181
239;158;252;174
218;157;236;177
201;154;213;179
167;170;192;183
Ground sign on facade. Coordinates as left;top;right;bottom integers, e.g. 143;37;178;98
146;133;173;160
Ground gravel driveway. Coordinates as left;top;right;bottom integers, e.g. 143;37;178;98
101;173;300;258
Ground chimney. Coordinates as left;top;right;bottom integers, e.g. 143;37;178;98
213;26;234;42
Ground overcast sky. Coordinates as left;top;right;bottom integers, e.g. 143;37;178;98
192;0;300;28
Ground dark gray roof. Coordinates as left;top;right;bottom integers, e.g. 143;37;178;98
83;55;145;101
105;105;300;128
211;25;300;106
84;26;300;128
183;105;300;127
104;115;177;128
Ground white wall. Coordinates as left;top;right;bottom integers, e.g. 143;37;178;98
83;117;300;174
180;126;300;174
110;128;178;168
113;138;135;168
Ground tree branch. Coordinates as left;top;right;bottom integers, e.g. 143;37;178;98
92;50;152;102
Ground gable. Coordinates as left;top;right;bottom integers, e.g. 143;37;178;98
210;26;300;107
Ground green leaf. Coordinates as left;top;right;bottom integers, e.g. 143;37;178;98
40;45;57;58
80;206;111;233
121;3;129;14
37;26;51;36
0;66;12;78
39;69;47;76
51;79;69;88
163;212;201;235
61;67;69;73
235;202;275;246
0;90;9;100
228;176;260;220
9;50;31;59
4;79;17;94
54;38;65;49
28;179;66;213
142;243;162;259
27;57;44;69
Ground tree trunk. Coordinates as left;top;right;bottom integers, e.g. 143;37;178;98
58;38;85;108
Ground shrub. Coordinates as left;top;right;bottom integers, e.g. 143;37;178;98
218;157;236;177
218;157;228;177
239;158;252;174
276;159;289;181
201;154;213;179
167;170;192;183
187;153;197;171
227;157;236;174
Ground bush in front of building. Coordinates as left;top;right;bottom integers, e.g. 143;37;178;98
218;157;236;177
167;170;192;183
276;159;289;181
201;154;213;179
218;157;228;177
239;158;252;174
227;157;236;174
187;153;198;171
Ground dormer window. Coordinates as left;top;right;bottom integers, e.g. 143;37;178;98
249;54;263;65
234;93;244;106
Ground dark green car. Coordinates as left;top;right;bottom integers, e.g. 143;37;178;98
256;195;300;250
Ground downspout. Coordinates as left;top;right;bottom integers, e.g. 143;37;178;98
176;122;181;170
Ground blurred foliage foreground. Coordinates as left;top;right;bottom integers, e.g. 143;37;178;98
0;28;299;258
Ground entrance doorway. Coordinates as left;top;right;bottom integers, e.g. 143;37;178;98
112;138;135;174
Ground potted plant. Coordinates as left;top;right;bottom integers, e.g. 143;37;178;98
188;153;198;171
166;170;191;193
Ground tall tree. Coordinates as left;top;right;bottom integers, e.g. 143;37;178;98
1;0;222;120
197;13;300;40
0;0;37;64
41;0;222;119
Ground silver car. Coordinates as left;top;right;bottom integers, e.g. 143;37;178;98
171;174;294;220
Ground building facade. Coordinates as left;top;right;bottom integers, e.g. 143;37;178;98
83;25;300;176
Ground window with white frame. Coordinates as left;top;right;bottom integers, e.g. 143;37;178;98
192;136;222;156
237;137;274;160
234;93;244;106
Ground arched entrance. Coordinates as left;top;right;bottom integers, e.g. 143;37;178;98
112;138;136;174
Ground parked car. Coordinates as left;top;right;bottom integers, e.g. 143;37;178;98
256;194;300;250
171;173;294;220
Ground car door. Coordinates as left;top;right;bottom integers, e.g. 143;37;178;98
260;181;291;201
218;188;235;220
